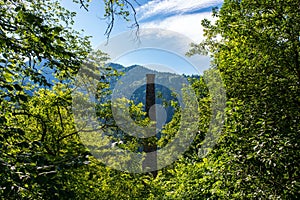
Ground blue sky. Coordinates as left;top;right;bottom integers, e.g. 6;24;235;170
61;0;223;75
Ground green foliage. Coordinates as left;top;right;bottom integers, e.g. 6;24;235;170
185;0;300;199
3;0;299;199
0;0;90;198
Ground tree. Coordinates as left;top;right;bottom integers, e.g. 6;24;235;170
0;0;93;198
0;0;147;198
187;0;300;198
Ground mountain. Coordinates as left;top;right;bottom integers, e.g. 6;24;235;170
104;63;198;124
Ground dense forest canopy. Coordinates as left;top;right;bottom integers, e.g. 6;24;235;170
0;0;299;199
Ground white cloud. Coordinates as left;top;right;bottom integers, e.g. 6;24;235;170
97;27;212;74
141;12;216;43
98;1;222;74
137;0;222;20
138;11;219;73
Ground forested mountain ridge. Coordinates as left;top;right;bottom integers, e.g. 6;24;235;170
102;62;200;124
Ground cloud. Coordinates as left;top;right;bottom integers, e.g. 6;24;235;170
137;0;222;21
97;1;222;74
97;28;211;74
138;11;219;73
141;12;216;43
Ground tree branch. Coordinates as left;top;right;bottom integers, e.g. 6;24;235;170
79;0;89;11
104;0;140;40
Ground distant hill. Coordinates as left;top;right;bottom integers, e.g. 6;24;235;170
104;63;199;124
